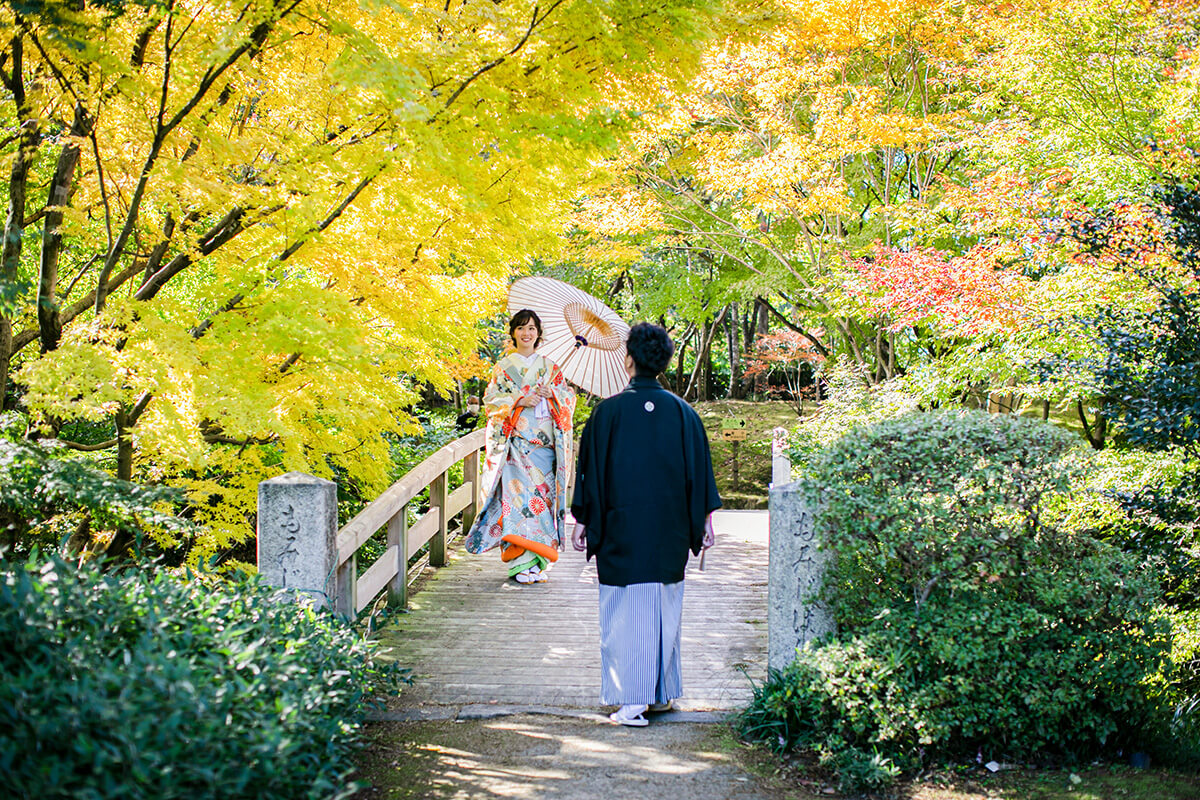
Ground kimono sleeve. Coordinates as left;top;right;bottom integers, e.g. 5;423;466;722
682;404;722;555
483;359;519;425
570;408;606;559
546;361;576;433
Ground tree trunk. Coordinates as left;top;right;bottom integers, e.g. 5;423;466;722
988;377;1020;414
101;405;139;559
116;405;134;481
674;327;690;395
684;310;726;402
752;299;769;396
727;302;743;399
703;333;714;401
1076;399;1108;451
38;102;90;353
1;35;39;408
683;320;708;401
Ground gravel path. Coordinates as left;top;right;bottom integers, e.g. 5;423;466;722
353;713;785;800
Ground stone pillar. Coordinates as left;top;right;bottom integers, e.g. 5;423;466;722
770;426;790;487
768;481;835;672
257;472;339;609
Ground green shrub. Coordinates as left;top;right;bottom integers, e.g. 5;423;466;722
741;410;1171;789
785;362;919;477
1048;446;1199;606
1;556;409;800
811;409;1088;624
1171;609;1200;757
1140;607;1200;766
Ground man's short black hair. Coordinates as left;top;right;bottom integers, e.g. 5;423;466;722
626;323;674;376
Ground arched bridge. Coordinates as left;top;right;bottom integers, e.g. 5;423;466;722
257;429;769;715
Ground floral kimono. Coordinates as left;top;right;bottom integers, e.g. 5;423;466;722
464;351;575;577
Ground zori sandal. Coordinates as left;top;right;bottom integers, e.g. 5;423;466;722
609;704;649;727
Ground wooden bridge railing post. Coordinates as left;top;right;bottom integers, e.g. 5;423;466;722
387;504;409;608
335;554;357;618
429;473;448;567
462;448;480;536
258;429;486;618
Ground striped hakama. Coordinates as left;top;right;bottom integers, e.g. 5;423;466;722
598;581;685;706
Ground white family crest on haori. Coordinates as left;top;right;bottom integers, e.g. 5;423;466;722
506;277;631;398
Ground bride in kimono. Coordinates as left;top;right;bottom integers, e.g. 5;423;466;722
464;309;576;584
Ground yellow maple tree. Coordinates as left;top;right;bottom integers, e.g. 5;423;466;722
0;0;730;562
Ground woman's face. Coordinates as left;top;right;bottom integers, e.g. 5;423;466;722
513;320;539;349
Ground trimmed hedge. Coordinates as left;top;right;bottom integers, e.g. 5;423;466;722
740;410;1171;790
2;556;409;800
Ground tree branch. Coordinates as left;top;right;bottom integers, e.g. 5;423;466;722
94;2;300;313
53;438;118;452
432;0;566;120
126;391;153;427
134;205;258;301
757;295;831;358
202;430;278;446
11;260;144;354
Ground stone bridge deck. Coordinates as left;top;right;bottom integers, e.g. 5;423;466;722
374;510;768;715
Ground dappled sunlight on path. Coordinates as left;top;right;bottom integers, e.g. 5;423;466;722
355;714;775;800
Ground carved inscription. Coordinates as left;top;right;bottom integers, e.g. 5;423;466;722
770;486;835;671
792;508;822;642
278;503;300;589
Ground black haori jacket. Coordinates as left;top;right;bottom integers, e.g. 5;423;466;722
571;375;722;587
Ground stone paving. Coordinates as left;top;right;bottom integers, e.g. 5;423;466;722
373;510;769;719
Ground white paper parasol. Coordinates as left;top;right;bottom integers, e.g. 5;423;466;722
506;276;631;398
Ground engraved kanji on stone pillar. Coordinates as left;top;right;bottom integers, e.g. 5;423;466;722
257;472;338;608
768;481;835;672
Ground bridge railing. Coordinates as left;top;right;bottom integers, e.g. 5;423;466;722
333;428;486;616
256;428;487;618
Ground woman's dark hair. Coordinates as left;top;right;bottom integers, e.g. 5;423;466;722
626;322;674;376
508;309;543;347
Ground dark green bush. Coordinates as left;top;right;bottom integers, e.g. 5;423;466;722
1140;607;1200;768
1040;179;1200;611
740;410;1171;789
1;556;409;800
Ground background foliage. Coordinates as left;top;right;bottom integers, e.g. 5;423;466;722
4;0;1200;793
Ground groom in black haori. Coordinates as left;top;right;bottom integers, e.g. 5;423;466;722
571;322;722;727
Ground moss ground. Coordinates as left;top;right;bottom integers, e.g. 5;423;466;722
719;733;1200;800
